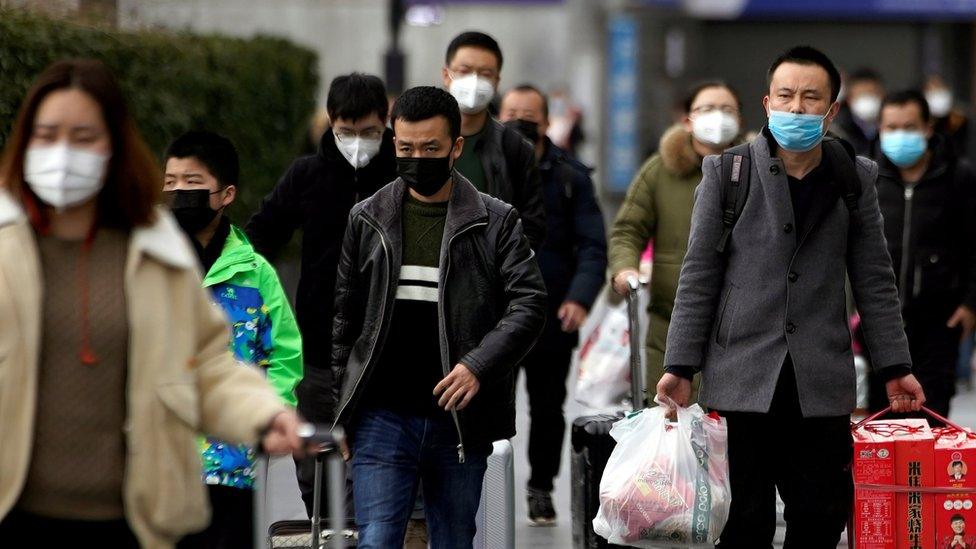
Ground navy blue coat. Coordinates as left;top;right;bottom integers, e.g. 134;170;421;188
535;139;607;344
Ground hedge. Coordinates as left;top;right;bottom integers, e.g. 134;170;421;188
0;9;319;221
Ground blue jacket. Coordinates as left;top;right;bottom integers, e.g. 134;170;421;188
536;139;607;318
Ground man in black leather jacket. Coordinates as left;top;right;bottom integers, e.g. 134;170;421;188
330;86;546;548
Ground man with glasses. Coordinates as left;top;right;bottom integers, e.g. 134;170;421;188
245;73;397;518
609;81;743;402
441;31;546;250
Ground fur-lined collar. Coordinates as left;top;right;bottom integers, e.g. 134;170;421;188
659;125;702;177
0;189;195;271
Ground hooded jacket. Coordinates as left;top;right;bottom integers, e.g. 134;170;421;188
609;125;713;389
197;223;303;489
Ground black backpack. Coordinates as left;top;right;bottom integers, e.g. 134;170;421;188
715;137;863;254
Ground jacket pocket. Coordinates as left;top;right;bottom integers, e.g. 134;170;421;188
913;249;959;299
140;380;209;538
714;283;738;349
155;380;201;430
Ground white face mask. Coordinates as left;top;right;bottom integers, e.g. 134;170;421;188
926;89;953;118
24;143;109;210
850;94;882;123
448;73;495;115
334;134;382;169
691;111;740;147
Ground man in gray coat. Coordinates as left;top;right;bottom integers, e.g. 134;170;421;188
658;46;926;547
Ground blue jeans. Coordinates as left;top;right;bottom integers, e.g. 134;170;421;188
350;408;488;549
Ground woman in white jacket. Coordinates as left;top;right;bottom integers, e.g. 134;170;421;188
0;58;306;548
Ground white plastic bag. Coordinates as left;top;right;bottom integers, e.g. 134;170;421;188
575;300;631;408
592;400;731;548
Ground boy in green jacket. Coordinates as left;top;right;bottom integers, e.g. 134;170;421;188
163;130;303;549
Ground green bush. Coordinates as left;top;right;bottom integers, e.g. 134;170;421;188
0;9;319;222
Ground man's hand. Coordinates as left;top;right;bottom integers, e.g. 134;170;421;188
434;364;481;411
261;410;305;457
656;373;692;408
612;269;640;296
886;373;926;413
558;301;588;333
948;305;976;340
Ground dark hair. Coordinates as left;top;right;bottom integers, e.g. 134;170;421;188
445;31;503;71
953;514;966;522
682;80;742;114
848;67;884;86
509;84;549;118
326;73;389;123
391;86;462;141
768;46;842;103
881;89;931;123
952;460;965;468
0;58;160;230
165;130;240;189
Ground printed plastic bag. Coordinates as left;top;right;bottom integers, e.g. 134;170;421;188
575;300;631;409
592;399;731;548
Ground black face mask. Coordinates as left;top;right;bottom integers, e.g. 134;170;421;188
165;189;221;234
503;118;540;144
396;152;453;197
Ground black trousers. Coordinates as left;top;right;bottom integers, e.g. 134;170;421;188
716;358;853;549
177;485;253;549
869;307;960;418
0;507;139;547
520;329;576;492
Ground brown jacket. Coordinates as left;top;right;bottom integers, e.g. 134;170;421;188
0;190;287;548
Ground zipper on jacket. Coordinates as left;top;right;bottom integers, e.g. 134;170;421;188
332;216;392;429
441;220;488;464
898;185;915;307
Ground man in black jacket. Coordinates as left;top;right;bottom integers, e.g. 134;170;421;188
499;84;607;526
833;68;885;156
331;86;546;548
244;73;396;513
872;89;976;417
441;31;547;250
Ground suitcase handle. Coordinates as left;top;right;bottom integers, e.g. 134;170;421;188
301;425;347;549
626;276;646;411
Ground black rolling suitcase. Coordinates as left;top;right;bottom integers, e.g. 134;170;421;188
255;425;357;549
571;277;643;549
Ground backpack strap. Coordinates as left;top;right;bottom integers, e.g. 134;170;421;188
821;138;862;216
716;143;752;254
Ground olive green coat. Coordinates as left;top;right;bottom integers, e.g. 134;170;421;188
609;125;704;398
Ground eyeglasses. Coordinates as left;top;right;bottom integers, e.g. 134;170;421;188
691;105;739;115
335;128;385;141
449;68;498;81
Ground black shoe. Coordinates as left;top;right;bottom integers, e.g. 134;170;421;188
527;487;556;527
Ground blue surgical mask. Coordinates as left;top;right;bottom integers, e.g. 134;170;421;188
880;130;928;168
767;109;830;152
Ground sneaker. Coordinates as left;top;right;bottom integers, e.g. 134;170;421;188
527;487;556;527
403;518;428;549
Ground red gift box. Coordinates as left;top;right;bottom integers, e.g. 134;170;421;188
934;427;976;549
853;424;897;549
852;419;934;549
891;419;935;549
